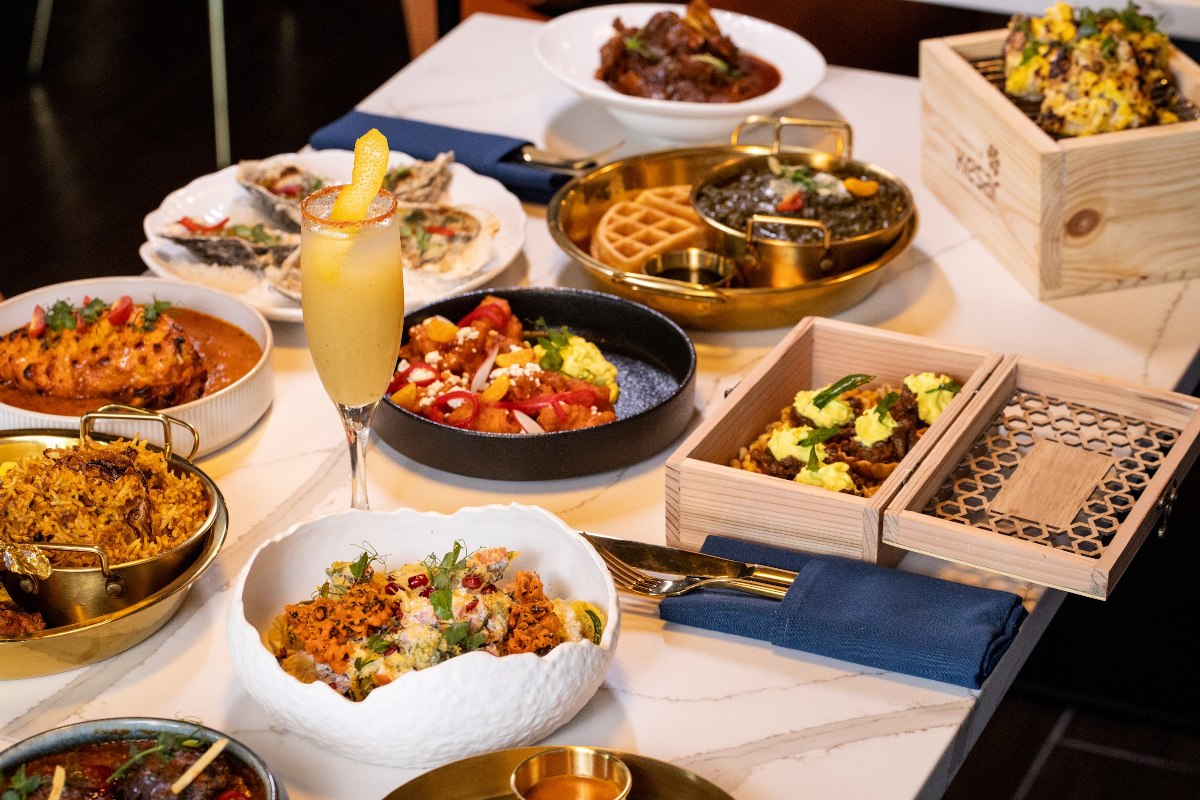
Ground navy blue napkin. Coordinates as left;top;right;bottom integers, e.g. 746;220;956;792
658;536;1028;689
309;110;569;205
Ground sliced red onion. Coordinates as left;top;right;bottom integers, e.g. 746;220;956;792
512;409;546;434
470;343;500;393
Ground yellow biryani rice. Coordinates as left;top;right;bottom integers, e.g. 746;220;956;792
0;437;209;567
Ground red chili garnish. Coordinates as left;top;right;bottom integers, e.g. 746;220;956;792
391;602;404;619
28;305;46;337
407;573;429;589
179;215;230;234
106;295;134;326
387;361;439;394
432;390;481;429
496;388;602;415
464;598;479;613
425;225;457;237
776;190;805;213
457;302;509;330
461;574;482;590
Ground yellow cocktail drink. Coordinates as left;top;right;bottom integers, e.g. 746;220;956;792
301;187;404;407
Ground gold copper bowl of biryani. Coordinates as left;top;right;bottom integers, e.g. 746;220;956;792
0;408;224;630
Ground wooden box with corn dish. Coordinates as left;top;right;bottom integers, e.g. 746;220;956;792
920;2;1200;298
665;316;1200;599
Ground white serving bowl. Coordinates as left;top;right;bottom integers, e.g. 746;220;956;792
533;3;827;143
0;277;273;457
226;504;621;768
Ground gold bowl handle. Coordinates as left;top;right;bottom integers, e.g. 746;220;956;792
732;115;854;159
81;404;200;462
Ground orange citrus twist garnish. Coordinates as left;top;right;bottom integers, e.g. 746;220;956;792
331;128;390;222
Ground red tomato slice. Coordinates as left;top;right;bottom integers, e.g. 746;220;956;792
28;305;46;337
107;295;134;326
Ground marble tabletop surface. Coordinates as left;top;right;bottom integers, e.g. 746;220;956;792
3;12;1199;800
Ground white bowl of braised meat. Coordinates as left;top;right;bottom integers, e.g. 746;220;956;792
0;717;287;800
226;504;620;768
0;277;273;456
534;1;826;142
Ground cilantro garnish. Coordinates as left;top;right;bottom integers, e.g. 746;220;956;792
108;728;204;784
79;297;107;325
530;321;572;373
141;298;171;331
45;300;77;331
2;765;45;800
228;223;279;246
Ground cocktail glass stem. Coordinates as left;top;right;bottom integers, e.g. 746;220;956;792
337;401;378;510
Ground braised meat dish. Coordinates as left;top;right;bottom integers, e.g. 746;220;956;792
595;0;780;102
0;297;207;410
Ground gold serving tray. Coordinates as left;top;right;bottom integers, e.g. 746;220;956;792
385;746;734;800
547;142;917;331
0;428;228;679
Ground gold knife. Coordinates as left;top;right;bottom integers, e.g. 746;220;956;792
582;532;798;588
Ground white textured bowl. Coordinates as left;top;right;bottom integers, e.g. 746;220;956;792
533;3;827;143
226;504;621;768
0;277;273;457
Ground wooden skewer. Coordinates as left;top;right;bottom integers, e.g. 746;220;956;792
170;737;228;795
47;765;66;800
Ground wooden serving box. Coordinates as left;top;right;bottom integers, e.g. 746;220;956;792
919;29;1200;299
883;355;1200;599
665;317;1200;599
664;317;1002;566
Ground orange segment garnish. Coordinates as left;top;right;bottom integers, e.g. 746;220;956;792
331;128;390;222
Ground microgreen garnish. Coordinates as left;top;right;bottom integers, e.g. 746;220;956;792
430;588;454;621
107;728;204;784
624;33;649;56
812;374;874;408
875;391;899;422
529;320;573;373
79;297;107;325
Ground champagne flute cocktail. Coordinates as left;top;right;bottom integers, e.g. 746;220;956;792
300;131;404;509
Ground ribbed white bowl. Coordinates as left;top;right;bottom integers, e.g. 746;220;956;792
0;277;273;456
226;504;621;768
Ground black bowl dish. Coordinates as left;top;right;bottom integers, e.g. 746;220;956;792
375;287;697;480
0;717;287;800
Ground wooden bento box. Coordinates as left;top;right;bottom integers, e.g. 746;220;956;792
664;317;1002;567
919;29;1200;299
665;318;1200;598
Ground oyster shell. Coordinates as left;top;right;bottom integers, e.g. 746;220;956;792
265;248;302;302
397;203;497;280
161;219;299;273
385;152;454;204
236;159;328;231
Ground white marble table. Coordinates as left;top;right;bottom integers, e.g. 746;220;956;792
3;13;1199;800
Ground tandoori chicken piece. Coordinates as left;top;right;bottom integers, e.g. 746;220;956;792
0;297;207;409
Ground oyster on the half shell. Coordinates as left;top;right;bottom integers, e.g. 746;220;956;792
265;248;302;302
161;218;299;273
236;159;328;231
384;151;455;204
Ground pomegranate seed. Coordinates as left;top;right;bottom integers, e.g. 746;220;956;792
384;645;398;656
461;574;482;590
419;586;433;598
465;598;479;613
481;583;497;594
384;581;400;595
391;603;403;618
407;573;429;589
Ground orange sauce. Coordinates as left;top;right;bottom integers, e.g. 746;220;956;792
522;774;623;800
0;307;262;416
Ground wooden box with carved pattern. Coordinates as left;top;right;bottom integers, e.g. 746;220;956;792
919;29;1200;299
665;318;1200;599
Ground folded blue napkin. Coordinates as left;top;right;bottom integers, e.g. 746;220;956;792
658;536;1028;689
309;110;569;205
